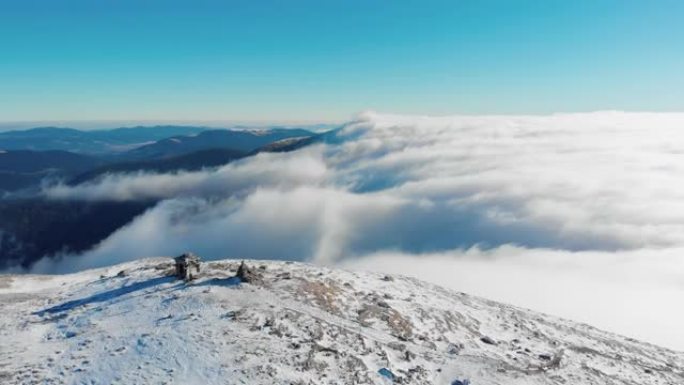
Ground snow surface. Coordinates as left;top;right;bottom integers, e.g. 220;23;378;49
1;258;682;384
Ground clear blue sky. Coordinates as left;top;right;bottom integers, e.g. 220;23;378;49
1;0;683;122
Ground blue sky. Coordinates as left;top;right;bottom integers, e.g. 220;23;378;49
1;0;683;122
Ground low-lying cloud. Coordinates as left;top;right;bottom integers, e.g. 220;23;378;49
33;111;684;350
44;150;329;202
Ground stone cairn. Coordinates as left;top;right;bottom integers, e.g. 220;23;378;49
235;261;262;283
174;253;201;281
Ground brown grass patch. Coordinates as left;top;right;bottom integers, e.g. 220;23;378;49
298;279;340;314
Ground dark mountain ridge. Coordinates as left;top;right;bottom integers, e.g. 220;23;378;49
126;128;314;159
0;150;109;192
0;126;208;154
0;198;154;269
0;127;324;192
0;150;106;174
69;148;247;185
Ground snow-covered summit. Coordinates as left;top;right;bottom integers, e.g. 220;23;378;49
1;258;682;384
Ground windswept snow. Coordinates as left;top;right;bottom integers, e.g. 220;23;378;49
1;258;682;384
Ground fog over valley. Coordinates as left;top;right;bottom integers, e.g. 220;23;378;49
3;111;683;349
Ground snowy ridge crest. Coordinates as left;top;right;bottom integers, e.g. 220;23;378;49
0;258;683;384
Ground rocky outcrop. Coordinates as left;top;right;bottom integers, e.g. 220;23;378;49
235;261;262;284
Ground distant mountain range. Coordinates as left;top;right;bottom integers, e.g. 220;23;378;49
0;125;330;269
0;126;319;192
0;126;208;154
124;128;314;159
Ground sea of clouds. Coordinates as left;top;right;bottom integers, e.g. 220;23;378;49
35;111;684;349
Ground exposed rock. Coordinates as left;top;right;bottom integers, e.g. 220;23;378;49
235;261;262;284
174;253;201;281
376;300;390;308
447;342;463;355
480;336;497;345
276;272;292;280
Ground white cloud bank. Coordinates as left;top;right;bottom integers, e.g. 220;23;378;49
36;111;684;350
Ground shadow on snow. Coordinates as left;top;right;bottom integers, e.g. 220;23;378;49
191;276;241;288
34;276;176;316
